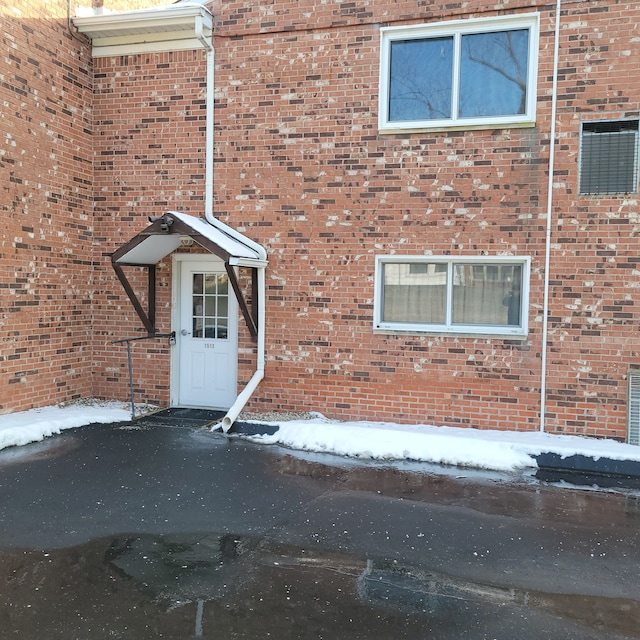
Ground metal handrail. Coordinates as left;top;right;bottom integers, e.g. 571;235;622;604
112;332;175;419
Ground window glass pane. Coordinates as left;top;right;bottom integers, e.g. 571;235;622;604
217;274;229;295
193;273;203;295
204;323;216;339
204;274;217;295
389;37;453;122
452;264;522;326
382;262;447;324
218;296;228;319
192;295;203;316
459;29;529;118
204;296;216;316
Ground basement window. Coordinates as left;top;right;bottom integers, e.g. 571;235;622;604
580;120;639;195
374;256;530;337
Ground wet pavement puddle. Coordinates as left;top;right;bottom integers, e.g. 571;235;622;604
1;531;638;639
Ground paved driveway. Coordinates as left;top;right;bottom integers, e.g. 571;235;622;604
0;421;639;639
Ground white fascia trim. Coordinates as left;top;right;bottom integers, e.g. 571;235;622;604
74;5;212;56
73;6;212;35
91;38;206;57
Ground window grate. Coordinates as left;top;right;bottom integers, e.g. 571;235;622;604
580;120;639;195
628;370;640;445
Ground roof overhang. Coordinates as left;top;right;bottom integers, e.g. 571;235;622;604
73;3;213;56
112;211;267;268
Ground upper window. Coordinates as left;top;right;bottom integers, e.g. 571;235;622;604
579;120;639;195
378;14;539;132
374;256;529;337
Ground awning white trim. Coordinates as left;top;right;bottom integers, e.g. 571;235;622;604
113;211;264;265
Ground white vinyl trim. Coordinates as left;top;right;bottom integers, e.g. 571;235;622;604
378;13;540;133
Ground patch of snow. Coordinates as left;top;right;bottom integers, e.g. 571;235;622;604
0;401;149;452
245;416;640;472
3;401;640;475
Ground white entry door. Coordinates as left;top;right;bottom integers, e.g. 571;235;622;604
176;257;238;408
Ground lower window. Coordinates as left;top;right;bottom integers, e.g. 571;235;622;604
374;256;529;336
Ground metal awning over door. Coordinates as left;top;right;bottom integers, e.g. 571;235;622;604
111;211;267;338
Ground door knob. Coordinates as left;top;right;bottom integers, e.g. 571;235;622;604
180;329;190;336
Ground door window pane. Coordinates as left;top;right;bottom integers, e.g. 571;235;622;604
192;272;230;339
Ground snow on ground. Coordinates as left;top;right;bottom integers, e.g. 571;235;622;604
244;416;640;472
3;402;640;472
0;402;136;451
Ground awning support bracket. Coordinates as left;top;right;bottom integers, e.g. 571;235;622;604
112;263;157;334
226;263;258;340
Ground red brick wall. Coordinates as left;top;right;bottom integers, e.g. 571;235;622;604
87;0;640;438
208;0;551;429
7;0;640;440
92;50;210;405
206;0;640;438
540;0;640;438
0;0;94;413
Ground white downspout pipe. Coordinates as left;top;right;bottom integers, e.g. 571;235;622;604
539;0;562;432
195;16;267;432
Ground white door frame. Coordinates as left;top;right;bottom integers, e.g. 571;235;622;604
170;253;238;408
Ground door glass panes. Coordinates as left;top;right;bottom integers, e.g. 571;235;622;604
192;272;230;339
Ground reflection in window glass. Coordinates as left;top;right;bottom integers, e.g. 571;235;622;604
452;264;522;326
389;37;453;122
382;262;447;324
459;29;529;118
380;15;537;130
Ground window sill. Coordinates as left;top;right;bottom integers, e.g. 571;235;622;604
373;328;529;341
377;119;536;136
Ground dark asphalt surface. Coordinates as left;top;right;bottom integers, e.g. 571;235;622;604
1;420;640;639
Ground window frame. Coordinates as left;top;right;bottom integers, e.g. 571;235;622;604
373;255;530;337
378;13;540;133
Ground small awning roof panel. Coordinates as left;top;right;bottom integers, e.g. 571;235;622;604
112;211;264;266
116;235;182;265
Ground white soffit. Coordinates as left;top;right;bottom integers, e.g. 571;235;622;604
73;4;212;56
117;235;182;265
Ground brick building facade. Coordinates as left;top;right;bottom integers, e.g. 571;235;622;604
2;0;640;442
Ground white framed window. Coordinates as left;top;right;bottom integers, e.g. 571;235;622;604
579;119;639;195
378;13;539;132
374;256;530;336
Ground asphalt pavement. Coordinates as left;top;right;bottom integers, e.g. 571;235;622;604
0;418;639;639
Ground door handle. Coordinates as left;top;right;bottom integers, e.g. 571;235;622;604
180;329;191;336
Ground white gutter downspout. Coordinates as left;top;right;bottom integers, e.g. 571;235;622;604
195;18;267;432
539;0;562;432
